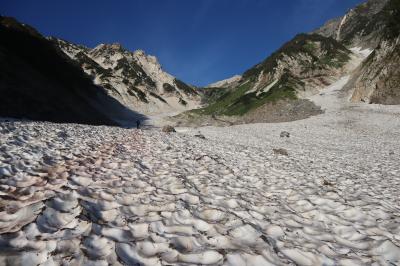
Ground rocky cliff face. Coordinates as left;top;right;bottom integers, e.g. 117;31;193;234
52;38;200;115
315;0;400;105
351;37;400;104
314;0;390;47
0;16;143;126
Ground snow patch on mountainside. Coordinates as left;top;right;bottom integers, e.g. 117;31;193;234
350;47;373;58
308;46;374;111
336;14;347;40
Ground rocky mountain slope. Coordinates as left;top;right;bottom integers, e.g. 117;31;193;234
314;0;390;47
0;16;143;126
174;33;353;125
51;38;200;115
315;0;400;104
176;0;399;126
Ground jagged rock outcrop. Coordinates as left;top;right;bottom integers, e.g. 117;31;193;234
51;38;200;115
0;16;143;126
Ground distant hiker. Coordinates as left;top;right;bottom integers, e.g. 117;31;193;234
136;120;141;129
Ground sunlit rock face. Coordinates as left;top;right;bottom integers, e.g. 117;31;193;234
52;38;201;116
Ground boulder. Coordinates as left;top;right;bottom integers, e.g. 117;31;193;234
273;148;289;156
162;125;176;133
280;131;290;138
194;133;206;139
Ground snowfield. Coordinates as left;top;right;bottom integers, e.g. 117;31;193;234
1;79;400;265
1;45;400;265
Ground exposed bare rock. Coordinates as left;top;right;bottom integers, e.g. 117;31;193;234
351;38;400;104
206;75;242;89
314;0;390;47
51;38;200;116
280;131;290;138
162;125;176;133
273;148;289;156
0;16;143;126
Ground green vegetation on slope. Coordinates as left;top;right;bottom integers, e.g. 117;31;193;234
383;0;400;39
224;74;299;116
199;87;229;105
163;83;176;93
174;78;198;95
190;34;350;117
243;34;350;80
339;0;400;45
192;82;253;116
191;73;301;116
149;91;167;103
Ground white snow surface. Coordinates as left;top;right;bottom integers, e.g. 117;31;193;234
350;47;374;59
336;14;348;40
1;44;400;265
1;77;400;265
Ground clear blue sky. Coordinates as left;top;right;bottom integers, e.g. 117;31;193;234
1;0;364;86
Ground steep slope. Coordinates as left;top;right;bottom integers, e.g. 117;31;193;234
177;33;352;125
200;75;242;106
314;0;390;47
0;16;143;126
350;39;400;104
178;0;400;127
315;0;400;104
52;38;200;115
349;0;400;104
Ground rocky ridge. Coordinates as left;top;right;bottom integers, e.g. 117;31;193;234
0;16;142;126
206;75;242;89
314;0;390;47
52;38;200;115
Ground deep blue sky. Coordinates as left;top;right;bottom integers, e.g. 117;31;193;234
1;0;364;86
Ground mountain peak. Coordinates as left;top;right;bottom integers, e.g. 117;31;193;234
109;42;123;50
313;0;391;47
0;16;42;38
134;49;146;56
51;37;200;115
92;42;125;53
